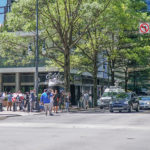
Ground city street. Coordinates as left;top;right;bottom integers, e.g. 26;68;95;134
1;0;150;150
0;110;150;150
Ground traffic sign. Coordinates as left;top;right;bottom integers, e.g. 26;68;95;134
139;23;150;34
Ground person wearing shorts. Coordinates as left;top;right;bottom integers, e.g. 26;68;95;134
47;89;54;116
40;89;50;116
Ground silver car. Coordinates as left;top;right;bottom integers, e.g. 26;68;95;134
138;96;150;109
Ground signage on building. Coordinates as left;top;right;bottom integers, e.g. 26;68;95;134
139;23;150;34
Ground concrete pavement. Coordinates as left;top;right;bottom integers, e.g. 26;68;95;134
0;106;150;119
0;112;150;150
0;106;103;118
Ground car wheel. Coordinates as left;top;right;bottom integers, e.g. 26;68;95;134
109;108;113;113
100;106;103;109
136;105;140;112
128;105;133;113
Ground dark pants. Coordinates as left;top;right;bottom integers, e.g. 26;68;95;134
25;100;30;112
0;103;2;111
13;102;16;111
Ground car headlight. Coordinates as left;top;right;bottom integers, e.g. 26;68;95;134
109;101;112;104
147;102;150;105
124;101;128;105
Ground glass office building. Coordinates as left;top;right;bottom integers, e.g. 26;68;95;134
145;0;150;12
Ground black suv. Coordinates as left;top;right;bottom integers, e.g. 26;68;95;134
109;92;140;113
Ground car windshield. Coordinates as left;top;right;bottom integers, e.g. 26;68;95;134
139;97;150;101
115;92;129;100
102;92;118;97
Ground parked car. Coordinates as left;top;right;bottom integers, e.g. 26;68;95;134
109;92;140;113
138;96;150;109
97;86;125;109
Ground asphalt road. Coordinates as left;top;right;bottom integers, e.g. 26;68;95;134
0;110;150;150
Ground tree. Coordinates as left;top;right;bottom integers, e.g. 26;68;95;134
4;0;112;94
72;23;109;106
103;0;149;89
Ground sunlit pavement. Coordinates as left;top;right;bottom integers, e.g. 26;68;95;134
0;109;150;150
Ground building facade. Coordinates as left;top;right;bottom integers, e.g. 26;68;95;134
145;0;150;12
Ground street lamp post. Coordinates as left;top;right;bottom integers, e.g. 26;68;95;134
28;0;46;111
35;0;39;110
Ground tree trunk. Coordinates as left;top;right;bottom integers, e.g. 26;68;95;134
133;70;136;92
93;73;98;107
110;61;115;86
111;70;115;86
93;56;98;107
64;47;70;93
125;67;128;92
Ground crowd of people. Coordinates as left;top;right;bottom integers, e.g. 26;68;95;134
0;89;71;116
0;90;37;112
40;89;71;116
0;89;93;115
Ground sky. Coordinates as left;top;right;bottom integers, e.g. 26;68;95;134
0;0;7;24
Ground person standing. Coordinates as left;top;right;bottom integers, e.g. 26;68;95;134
24;92;30;112
40;89;51;116
59;91;65;112
53;90;59;113
0;92;4;112
30;90;35;112
83;91;89;109
89;93;92;108
12;93;17;112
47;89;54;116
16;94;20;111
7;92;13;111
65;92;71;112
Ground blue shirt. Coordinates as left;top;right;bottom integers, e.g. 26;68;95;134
40;92;50;104
8;94;12;102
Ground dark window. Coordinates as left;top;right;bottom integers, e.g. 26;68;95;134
20;73;34;82
39;73;47;82
3;86;15;92
20;86;34;93
2;74;15;83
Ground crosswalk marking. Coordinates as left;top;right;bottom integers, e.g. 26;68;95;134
0;122;149;131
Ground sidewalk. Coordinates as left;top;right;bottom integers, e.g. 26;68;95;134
0;107;39;119
0;106;105;120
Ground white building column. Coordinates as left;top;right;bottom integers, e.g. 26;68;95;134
15;73;20;92
0;73;2;92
